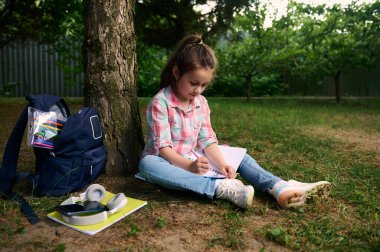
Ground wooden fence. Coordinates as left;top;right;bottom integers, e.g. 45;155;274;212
286;68;380;97
1;41;379;97
0;41;83;97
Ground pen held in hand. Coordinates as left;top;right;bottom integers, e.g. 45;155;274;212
192;150;225;175
191;150;210;170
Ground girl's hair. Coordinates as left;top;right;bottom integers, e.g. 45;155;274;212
159;34;218;89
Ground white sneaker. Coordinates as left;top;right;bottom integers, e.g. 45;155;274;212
287;180;331;200
215;179;254;209
272;180;331;208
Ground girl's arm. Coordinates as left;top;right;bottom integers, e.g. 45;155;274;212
203;143;237;179
159;147;210;175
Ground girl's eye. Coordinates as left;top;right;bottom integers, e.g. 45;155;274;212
190;81;208;88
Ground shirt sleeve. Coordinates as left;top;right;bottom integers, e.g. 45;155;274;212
146;98;173;153
197;97;218;150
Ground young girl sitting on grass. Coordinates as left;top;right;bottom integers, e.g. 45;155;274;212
138;34;331;209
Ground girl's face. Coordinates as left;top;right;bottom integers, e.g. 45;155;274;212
173;67;214;103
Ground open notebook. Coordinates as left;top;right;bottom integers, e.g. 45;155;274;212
135;145;247;180
191;145;247;178
47;192;147;235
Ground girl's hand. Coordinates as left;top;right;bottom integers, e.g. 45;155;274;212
219;165;237;179
190;156;210;174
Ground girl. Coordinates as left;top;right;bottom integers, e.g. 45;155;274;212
138;34;331;209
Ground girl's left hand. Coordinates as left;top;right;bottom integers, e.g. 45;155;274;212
220;165;237;179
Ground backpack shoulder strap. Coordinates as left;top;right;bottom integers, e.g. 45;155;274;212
0;104;29;194
0;101;41;224
7;192;40;224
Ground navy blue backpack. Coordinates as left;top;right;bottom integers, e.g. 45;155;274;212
0;94;107;223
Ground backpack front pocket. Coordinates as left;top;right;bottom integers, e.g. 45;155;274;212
82;145;107;183
36;155;74;196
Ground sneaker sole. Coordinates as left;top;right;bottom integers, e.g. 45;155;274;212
275;181;331;208
245;186;254;208
304;182;332;202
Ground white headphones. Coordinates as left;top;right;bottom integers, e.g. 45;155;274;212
60;184;127;226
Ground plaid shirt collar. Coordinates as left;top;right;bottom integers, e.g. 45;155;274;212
164;85;201;112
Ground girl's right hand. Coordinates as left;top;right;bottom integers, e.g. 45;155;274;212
189;156;210;174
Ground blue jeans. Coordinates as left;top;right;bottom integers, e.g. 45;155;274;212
138;154;283;199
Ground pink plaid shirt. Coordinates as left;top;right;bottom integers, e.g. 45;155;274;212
142;86;217;158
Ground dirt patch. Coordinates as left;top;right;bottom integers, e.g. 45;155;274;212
1;175;291;252
304;126;380;165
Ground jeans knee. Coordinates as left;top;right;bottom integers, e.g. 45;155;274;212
139;155;167;174
139;155;154;173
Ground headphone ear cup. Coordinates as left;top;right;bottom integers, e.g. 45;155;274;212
62;211;107;226
85;184;106;202
107;193;127;213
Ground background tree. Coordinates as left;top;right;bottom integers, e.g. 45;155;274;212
83;0;144;175
274;2;329;95
135;0;254;48
335;1;380;100
216;5;283;100
290;1;380;103
0;0;82;48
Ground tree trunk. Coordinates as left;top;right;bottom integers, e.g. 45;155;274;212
83;0;144;176
334;71;341;104
245;75;252;102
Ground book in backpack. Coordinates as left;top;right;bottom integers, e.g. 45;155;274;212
0;94;107;198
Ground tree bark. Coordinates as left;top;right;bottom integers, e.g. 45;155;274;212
83;0;144;176
334;71;341;104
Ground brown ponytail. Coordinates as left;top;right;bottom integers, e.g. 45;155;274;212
159;34;218;89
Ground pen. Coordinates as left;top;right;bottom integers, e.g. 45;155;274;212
192;150;225;175
191;150;200;159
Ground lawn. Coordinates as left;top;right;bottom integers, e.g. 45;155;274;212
0;97;379;251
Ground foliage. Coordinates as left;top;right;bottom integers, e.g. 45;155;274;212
0;82;19;97
0;0;44;48
213;1;380;99
43;0;84;87
273;1;380;102
1;1;379;97
208;74;245;97
251;73;284;96
0;0;83;48
135;0;255;48
216;4;285;98
137;42;167;97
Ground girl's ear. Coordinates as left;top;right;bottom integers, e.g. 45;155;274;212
172;66;180;81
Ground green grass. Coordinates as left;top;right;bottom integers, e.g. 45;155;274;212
1;97;379;251
134;97;380;251
205;97;380;251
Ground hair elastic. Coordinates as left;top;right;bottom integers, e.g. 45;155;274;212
198;40;203;45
